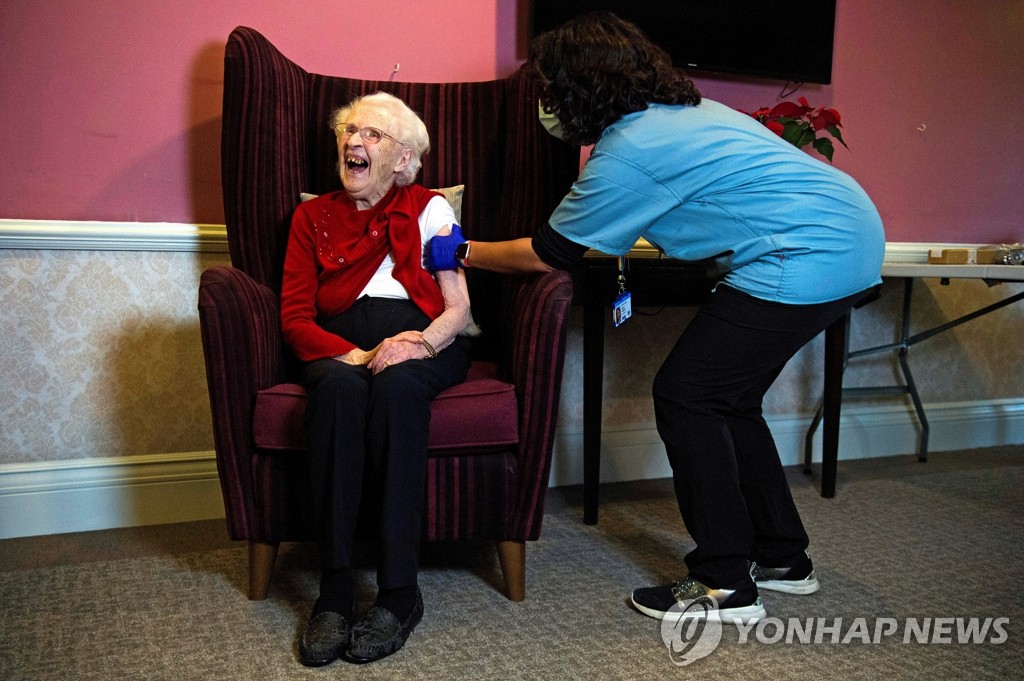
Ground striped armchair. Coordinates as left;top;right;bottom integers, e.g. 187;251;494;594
198;27;579;601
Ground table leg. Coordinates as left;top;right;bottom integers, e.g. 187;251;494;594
896;278;930;461
820;311;850;498
582;277;605;525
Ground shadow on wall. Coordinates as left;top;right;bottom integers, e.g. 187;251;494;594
554;274;1024;436
106;312;226;530
108;312;219;458
795;276;1024;416
188;41;227;225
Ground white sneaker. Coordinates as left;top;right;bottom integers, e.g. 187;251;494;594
631;576;766;625
751;551;820;595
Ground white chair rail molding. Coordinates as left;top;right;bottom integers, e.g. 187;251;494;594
1;218;1022;539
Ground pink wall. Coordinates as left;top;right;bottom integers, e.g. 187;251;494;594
1;0;1022;243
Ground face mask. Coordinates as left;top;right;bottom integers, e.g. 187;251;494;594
538;100;570;143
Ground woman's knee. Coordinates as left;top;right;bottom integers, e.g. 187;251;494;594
371;364;434;409
653;370;732;430
653;366;703;410
305;361;369;404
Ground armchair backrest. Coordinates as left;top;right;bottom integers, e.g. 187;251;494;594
221;27;580;364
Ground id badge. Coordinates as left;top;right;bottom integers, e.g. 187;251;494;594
612;290;632;327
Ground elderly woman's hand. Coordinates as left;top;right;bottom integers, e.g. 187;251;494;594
367;331;432;374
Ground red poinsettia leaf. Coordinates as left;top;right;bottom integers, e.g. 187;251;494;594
797;96;811;108
770;101;806;118
810;108;841;131
821;107;842;126
808;112;829;131
765;120;785;136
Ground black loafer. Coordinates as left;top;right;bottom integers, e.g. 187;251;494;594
298;610;353;667
344;589;424;664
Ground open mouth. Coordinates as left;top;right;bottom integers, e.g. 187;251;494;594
346;156;368;173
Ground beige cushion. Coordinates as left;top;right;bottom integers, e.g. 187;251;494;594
300;184;464;224
432;184;464;224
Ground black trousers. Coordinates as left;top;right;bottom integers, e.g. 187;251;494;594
301;297;470;588
652;284;872;587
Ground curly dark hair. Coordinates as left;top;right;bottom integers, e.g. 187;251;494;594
528;11;701;146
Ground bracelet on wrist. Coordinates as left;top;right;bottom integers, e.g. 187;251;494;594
421;337;438;359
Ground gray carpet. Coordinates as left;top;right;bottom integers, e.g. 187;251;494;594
2;445;1022;680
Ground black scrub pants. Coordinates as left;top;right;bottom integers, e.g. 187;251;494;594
652;283;872;588
301;297;470;589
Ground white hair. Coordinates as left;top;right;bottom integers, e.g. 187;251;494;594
331;92;430;186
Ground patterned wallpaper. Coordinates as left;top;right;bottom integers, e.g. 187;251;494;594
1;249;230;464
1;246;1022;466
556;276;1024;433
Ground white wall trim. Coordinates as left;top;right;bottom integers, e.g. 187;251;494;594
1;399;1021;539
0;219;984;259
0;219;229;252
883;242;932;263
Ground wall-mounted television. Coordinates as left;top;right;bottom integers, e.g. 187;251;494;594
530;0;837;85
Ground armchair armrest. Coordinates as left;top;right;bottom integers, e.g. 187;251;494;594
198;265;284;538
505;270;574;539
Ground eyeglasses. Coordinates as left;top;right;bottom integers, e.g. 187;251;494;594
337;124;403;146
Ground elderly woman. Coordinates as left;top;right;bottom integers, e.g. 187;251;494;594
280;92;472;666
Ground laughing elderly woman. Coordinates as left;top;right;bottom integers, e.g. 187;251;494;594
280;92;472;666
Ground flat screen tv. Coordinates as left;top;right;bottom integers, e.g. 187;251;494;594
530;0;837;85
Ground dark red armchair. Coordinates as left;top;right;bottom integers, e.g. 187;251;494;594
198;27;579;602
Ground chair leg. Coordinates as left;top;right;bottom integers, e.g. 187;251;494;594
495;540;526;602
247;539;279;601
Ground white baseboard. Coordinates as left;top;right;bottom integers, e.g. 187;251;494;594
1;399;1021;540
547;398;1024;487
0;452;224;540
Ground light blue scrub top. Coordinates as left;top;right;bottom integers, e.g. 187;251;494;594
548;100;885;304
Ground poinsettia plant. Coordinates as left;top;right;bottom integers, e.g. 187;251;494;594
747;97;847;162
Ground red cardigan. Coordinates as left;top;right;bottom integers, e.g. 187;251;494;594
280;186;445;361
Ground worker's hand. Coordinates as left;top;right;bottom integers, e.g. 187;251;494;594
335;345;379;365
425;223;464;271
